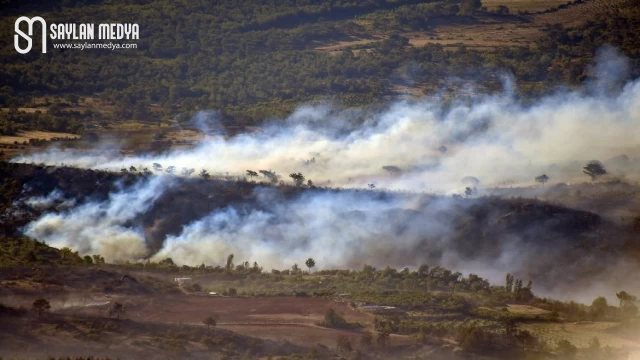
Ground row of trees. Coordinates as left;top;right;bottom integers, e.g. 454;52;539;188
124;163;319;187
534;160;608;187
591;291;638;321
505;273;534;302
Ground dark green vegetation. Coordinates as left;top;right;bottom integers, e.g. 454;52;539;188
1;0;640;135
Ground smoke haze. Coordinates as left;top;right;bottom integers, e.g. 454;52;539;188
12;50;640;301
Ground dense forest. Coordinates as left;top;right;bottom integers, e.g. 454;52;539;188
1;0;639;134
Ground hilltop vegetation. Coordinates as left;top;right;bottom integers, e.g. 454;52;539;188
1;0;639;135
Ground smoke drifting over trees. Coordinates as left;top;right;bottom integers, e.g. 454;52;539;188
8;50;640;301
15;52;640;194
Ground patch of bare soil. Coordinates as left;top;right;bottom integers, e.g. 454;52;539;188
50;292;382;347
315;36;384;53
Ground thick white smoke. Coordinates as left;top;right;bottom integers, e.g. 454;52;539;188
23;177;170;261
13;49;640;301
151;189;452;269
15;79;640;192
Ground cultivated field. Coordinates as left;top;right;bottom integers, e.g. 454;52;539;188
314;0;631;53
66;294;381;347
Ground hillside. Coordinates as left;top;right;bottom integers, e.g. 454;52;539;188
1;0;639;139
2;161;639;299
1;1;640;358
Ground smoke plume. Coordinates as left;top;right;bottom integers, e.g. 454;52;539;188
12;50;640;300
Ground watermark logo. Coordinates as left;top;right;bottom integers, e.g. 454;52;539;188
14;16;47;54
14;16;139;54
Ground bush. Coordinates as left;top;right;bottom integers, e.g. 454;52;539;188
457;326;491;352
319;307;362;329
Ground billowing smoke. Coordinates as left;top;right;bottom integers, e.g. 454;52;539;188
23;177;169;261
15;77;640;192
12;49;640;300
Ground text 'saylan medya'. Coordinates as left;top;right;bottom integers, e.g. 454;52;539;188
49;23;139;40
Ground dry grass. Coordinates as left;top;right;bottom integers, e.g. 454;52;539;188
507;304;551;316
0;131;80;145
1;107;49;113
520;321;640;349
314;36;383;52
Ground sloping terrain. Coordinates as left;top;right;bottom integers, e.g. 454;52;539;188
2;162;639;297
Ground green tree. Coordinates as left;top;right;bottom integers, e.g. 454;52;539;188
32;298;50;318
291;263;301;274
505;273;514;292
305;258;316;273
226;254;235;271
203;316;217;332
514;278;523;294
259;170;278;184
583;160;607;181
591;296;608;321
535;174;549;187
246;170;258;179
289;172;305;186
616;291;638;319
199;169;211;179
